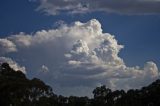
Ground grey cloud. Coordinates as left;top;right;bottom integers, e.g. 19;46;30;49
31;0;160;15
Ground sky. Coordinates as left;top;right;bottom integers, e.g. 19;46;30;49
0;0;160;97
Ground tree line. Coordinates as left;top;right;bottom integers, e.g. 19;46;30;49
0;63;160;106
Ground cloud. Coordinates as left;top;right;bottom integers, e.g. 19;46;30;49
0;39;17;55
40;65;49;72
0;57;26;73
0;19;159;96
30;0;160;15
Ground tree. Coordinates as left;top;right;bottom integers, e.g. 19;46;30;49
1;62;160;106
92;85;112;106
0;63;54;106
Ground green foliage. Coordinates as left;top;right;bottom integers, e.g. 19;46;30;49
0;63;160;106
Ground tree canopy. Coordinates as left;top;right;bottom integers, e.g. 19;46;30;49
0;63;160;106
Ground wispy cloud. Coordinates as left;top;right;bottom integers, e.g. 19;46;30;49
30;0;160;15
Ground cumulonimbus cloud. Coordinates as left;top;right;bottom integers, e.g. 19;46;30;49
30;0;160;15
0;19;159;96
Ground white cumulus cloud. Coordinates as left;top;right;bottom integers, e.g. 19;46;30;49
0;39;17;55
0;19;159;96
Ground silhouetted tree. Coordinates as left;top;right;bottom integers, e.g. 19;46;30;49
92;85;112;106
1;62;160;106
0;63;54;106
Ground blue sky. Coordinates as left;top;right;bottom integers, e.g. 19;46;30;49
1;0;160;67
0;0;160;96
